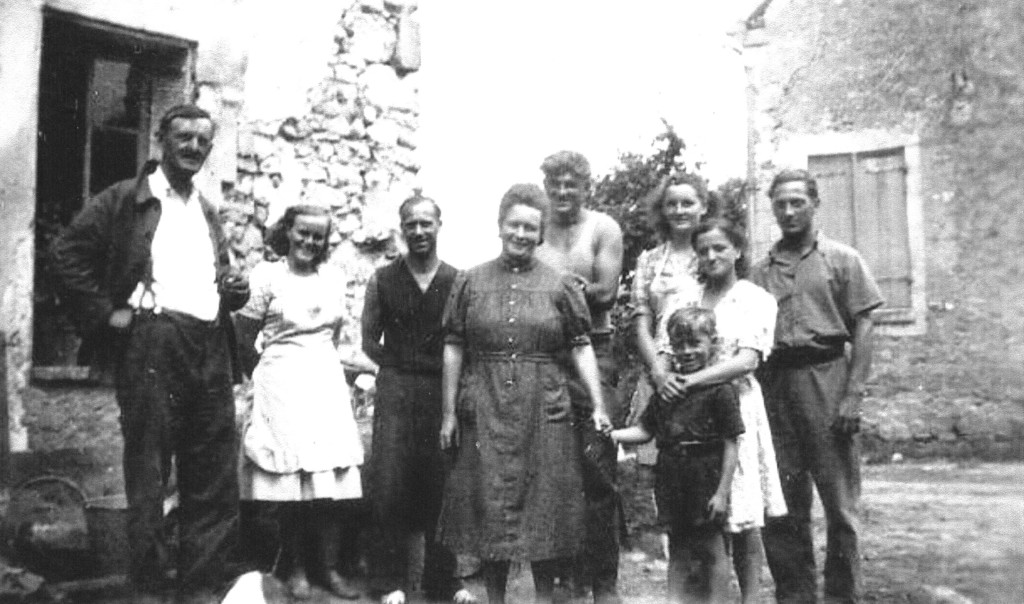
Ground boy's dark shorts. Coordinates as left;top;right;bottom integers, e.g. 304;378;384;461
654;441;725;532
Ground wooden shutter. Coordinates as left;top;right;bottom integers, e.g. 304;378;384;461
854;149;912;310
809;149;913;317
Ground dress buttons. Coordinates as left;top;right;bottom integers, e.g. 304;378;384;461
510;283;518;290
509;299;516;305
510;353;518;360
508;317;516;324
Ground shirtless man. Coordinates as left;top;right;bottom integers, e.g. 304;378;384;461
536;151;625;604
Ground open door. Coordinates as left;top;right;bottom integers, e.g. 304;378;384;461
33;10;195;378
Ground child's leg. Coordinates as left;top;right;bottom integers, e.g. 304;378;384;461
668;528;730;604
530;558;561;604
731;528;764;603
481;560;511;604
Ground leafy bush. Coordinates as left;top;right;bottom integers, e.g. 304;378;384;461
585;121;749;402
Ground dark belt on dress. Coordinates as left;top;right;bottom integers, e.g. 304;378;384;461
474;351;560;362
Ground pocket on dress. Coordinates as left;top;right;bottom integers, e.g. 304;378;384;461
541;368;570;422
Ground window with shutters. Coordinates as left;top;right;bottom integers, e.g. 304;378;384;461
807;146;924;332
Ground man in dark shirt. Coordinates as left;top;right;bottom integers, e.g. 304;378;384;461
751;169;884;604
361;194;460;604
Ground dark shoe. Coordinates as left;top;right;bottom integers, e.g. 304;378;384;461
326;570;360;600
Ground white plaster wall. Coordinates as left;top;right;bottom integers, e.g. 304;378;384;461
0;0;45;451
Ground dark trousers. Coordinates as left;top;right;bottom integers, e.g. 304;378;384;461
115;311;241;596
369;368;456;597
570;334;622;603
758;356;861;604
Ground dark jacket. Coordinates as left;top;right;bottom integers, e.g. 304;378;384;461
50;160;248;380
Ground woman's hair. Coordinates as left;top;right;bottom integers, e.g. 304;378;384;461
665;306;718;346
498;183;550;243
644;171;709;240
691;217;749;279
265;204;332;266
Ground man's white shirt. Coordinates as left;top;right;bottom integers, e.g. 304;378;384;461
128;168;220;321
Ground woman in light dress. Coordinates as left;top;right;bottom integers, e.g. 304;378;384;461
662;217;787;603
235;204;364;600
630;173;708;459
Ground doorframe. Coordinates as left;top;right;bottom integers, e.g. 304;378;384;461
32;9;198;382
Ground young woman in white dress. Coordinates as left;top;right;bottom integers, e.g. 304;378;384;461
235;204;364;600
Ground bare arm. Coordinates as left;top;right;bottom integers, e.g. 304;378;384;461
571;343;611;432
681;348;761;392
611;425;653;445
585;214;624;310
439;342;464;449
834;311;875;435
707;437;738;523
359;273;389;366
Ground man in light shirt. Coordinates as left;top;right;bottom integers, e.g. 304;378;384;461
52;104;249;604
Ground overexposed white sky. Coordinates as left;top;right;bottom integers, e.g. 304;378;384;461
416;0;753;266
243;0;757;268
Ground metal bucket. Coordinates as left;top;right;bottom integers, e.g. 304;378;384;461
84;495;129;577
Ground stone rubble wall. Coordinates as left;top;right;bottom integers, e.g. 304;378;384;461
221;0;422;368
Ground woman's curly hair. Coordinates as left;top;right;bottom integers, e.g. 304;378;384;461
644;171;709;241
264;204;332;267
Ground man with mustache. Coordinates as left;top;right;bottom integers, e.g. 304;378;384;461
361;194;464;604
536;151;625;604
751;168;883;604
51;104;249;604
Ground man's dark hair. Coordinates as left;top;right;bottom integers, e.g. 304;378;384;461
157;104;214;136
399;193;442;222
768;168;819;201
540;150;592;181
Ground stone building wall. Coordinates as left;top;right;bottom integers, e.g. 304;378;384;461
222;0;422;366
745;0;1024;457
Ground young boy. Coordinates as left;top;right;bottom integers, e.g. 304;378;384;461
612;306;744;603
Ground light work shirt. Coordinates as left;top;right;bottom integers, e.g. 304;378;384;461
128;168;220;320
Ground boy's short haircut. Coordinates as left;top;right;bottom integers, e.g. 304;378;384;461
666;306;718;344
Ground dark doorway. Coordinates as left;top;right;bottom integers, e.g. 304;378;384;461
33;10;193;373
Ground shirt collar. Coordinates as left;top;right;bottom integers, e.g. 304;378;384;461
146;163;197;206
768;230;822;264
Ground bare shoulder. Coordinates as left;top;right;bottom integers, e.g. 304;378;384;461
586;209;623;242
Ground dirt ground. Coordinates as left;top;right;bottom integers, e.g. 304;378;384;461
55;461;1023;603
